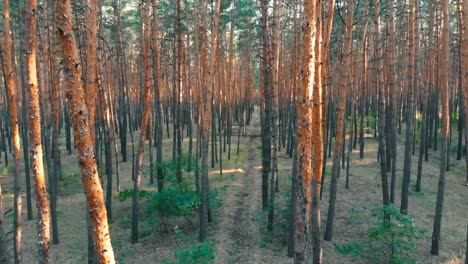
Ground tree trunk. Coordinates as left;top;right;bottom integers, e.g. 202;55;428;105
462;0;468;183
131;0;152;244
401;0;416;215
324;0;353;242
431;0;450;255
199;0;220;242
374;0;390;211
2;0;24;261
294;0;319;261
260;0;272;210
54;0;115;261
26;0;52;260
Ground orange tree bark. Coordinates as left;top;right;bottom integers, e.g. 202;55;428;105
47;0;62;244
294;0;317;261
151;0;164;192
84;0;100;141
310;2;324;262
26;0;51;261
431;0;450;255
2;0;23;261
54;0;115;262
131;0;152;244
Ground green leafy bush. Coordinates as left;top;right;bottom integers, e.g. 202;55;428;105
116;188;153;202
335;242;364;258
163;240;215;264
336;204;426;264
155;154;199;177
147;188;200;217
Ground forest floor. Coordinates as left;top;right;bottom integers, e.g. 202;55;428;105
0;108;466;264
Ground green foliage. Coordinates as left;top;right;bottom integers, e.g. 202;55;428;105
449;142;459;154
146;188;200;218
254;200;292;248
1;166;11;176
145;155;221;230
116;188;153;202
145;164;201;229
154;154;199;177
163;240;215;264
336;204;426;264
352;114;377;134
335;242;364;258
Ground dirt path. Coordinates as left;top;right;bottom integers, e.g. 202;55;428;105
214;114;263;263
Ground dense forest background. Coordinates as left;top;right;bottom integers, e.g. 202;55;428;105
0;0;467;263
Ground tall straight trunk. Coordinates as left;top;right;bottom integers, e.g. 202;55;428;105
98;46;114;222
46;0;61;244
461;0;468;183
199;0;220;242
319;0;336;198
401;0;416;214
84;0;100;142
83;0;101;258
111;0;128;163
175;0;183;183
324;0;353;242
416;2;434;192
310;3;323;262
386;0;397;203
26;0;52;261
416;104;427;192
287;3;299;255
2;0;23;261
431;0;450;255
374;0;390;210
267;0;280;232
54;0;115;261
131;0;152;244
260;0;272;210
295;0;321;262
151;0;164;192
359;28;368;160
17;0;34;221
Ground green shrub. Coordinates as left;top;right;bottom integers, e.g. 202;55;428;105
163;240;215;264
116;188;153;202
335;242;364;258
147;188;200;217
336;204;426;264
155;154;199;177
146;177;201;231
